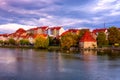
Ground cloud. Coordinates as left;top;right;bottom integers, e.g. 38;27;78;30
0;23;35;33
0;0;120;34
19;15;91;27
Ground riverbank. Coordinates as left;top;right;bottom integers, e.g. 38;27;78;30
1;45;120;52
80;47;120;51
0;45;34;49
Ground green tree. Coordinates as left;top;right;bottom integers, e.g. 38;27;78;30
34;35;49;48
19;39;30;46
8;38;16;45
108;26;120;45
60;32;78;50
97;32;108;47
0;40;4;46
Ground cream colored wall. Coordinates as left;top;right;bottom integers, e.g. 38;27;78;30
37;29;42;34
50;28;65;37
0;36;8;41
59;28;65;35
79;42;97;49
37;29;47;34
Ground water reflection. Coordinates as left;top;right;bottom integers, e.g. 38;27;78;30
81;50;97;61
0;48;120;80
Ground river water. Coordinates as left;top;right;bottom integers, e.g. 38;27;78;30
0;48;120;80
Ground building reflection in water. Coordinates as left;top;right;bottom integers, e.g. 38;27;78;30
15;50;65;79
81;50;110;79
81;50;97;61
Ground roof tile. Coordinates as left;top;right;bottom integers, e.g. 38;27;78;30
80;31;96;42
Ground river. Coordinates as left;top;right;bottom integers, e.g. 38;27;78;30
0;48;120;80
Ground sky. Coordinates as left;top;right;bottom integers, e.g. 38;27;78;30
0;0;120;33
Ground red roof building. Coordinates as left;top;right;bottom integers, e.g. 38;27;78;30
38;26;48;30
27;27;38;34
0;34;9;41
0;34;8;37
60;29;80;37
37;26;48;34
50;27;61;30
27;26;49;34
15;28;26;34
80;31;96;42
49;26;64;37
92;28;107;34
79;31;97;49
8;28;27;40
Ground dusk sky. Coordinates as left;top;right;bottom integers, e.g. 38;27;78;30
0;0;120;33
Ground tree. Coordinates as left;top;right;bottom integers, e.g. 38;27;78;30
19;39;30;46
97;32;108;47
0;40;4;46
60;32;78;50
49;36;60;46
108;26;120;45
3;40;9;45
8;38;16;45
34;35;49;49
78;29;89;39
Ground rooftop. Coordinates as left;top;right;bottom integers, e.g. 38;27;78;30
80;31;96;42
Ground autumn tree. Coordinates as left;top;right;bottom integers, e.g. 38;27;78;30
60;32;78;50
34;35;49;49
8;38;16;45
97;32;108;47
108;26;120;45
0;40;4;46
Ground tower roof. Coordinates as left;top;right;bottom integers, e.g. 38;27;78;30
80;31;96;42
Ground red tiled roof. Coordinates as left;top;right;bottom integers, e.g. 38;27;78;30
0;34;8;37
68;29;79;32
92;28;107;34
28;27;38;31
50;27;61;30
15;28;26;33
28;26;48;31
9;28;26;38
8;33;13;36
60;29;79;37
80;31;96;42
38;26;48;30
